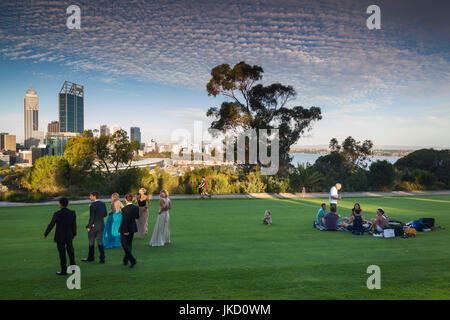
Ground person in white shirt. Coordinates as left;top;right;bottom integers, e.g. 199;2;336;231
329;183;342;210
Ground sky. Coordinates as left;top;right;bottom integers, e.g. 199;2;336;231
0;0;449;148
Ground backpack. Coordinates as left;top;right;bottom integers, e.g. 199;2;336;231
412;219;425;231
387;222;404;237
352;215;364;233
421;218;435;229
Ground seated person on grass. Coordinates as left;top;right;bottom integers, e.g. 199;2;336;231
316;203;327;227
371;208;389;233
324;206;340;231
347;203;365;232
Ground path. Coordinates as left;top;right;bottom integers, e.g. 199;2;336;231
1;190;449;207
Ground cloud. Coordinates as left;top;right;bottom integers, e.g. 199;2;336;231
1;0;449;146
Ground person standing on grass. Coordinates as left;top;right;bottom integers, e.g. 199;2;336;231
329;183;342;211
43;197;77;276
103;193;123;249
135;188;150;239
82;192;107;264
150;190;171;247
120;193;140;268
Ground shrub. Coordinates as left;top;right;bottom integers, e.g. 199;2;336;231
30;156;70;194
395;149;450;187
345;169;369;192
369;160;396;190
395;181;423;191
413;169;437;188
210;173;231;194
241;172;266;193
1;191;50;202
264;176;289;193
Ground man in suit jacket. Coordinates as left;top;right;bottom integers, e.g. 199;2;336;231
119;193;140;268
43;197;77;275
82;191;107;263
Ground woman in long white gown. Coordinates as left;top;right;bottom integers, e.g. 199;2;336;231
150;190;171;247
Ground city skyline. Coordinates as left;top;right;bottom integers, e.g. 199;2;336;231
0;0;449;148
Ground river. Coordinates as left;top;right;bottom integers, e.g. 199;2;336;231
291;153;401;167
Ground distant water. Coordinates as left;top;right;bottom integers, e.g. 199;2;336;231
291;153;401;167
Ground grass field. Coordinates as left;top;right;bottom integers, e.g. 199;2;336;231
0;195;449;300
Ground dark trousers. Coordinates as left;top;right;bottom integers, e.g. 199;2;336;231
57;241;75;274
88;228;105;261
121;233;136;265
330;203;337;211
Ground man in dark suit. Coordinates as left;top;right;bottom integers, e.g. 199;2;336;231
82;191;107;263
119;193;140;268
43;197;77;276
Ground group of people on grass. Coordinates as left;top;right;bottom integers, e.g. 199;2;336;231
314;183;390;233
43;189;171;276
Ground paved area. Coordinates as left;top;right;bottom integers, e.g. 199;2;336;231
1;190;449;207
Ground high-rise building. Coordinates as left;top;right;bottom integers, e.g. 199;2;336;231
0;133;16;152
100;125;110;136
112;126;121;134
45;132;79;156
130;127;141;146
47;121;60;135
24;84;39;148
59;81;84;134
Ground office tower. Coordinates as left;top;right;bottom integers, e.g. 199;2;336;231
0;133;16;152
130;127;141;145
24;84;39;148
111;126;121;134
100;125;110;136
59;81;84;133
47;121;60;135
45;132;78;156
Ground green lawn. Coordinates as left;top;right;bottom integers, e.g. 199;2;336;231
0;195;449;300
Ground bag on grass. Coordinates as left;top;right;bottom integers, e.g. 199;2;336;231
421;218;435;229
383;228;395;238
388;222;404;237
412;219;425;231
405;228;417;237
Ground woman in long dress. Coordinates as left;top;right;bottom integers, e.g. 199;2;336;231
103;193;123;249
150;190;171;247
135;188;150;239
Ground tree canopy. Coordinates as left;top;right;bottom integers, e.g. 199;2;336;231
206;61;322;173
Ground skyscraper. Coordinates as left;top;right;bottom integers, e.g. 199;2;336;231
112;126;122;134
100;125;110;136
130;127;141;145
24;84;39;148
59;81;84;133
47;121;60;135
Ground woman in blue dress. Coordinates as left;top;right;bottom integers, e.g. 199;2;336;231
103;193;123;249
